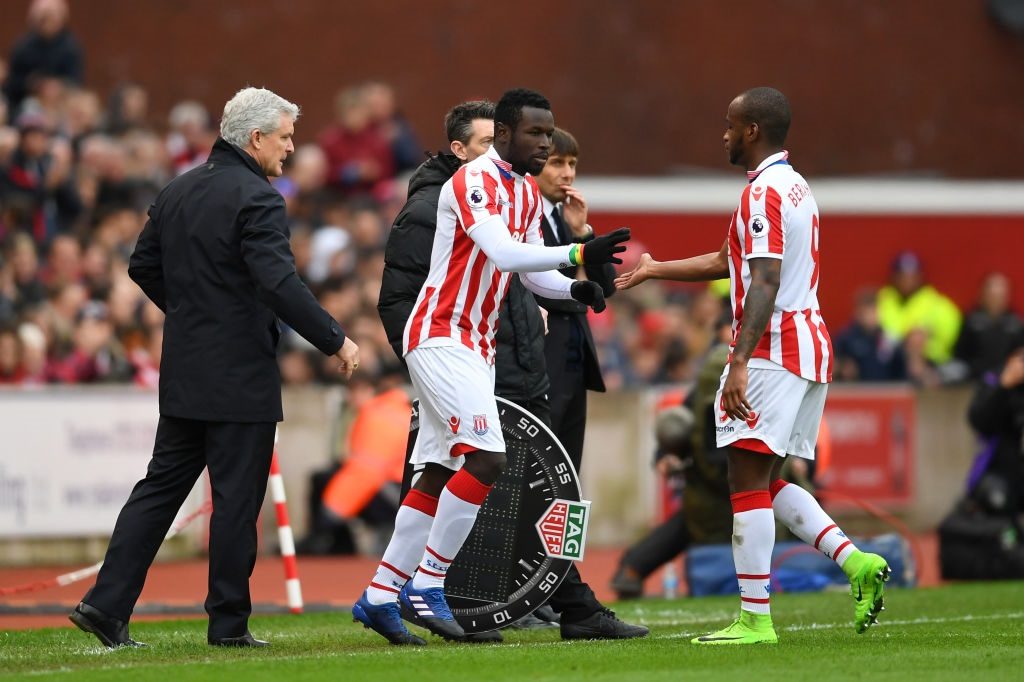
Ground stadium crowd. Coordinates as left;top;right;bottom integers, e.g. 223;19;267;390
0;2;1019;393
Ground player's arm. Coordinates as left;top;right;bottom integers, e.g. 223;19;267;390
720;257;781;420
615;239;729;290
468;217;629;273
519;269;608;312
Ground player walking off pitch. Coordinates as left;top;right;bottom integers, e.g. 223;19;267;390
615;86;890;645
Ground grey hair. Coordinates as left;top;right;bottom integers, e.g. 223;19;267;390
219;87;300;148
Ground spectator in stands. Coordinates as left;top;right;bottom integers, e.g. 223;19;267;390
318;85;395;198
877;250;961;366
16;321;47;384
2;0;84;116
0;110;80;241
165;100;216;176
955;272;1023;381
4;232;46;313
47;299;133;383
834;289;906;382
0;325;22;383
61;87;102;149
363;81;422;175
103;83;150;137
279;144;329;226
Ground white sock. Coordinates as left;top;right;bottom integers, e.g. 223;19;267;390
731;490;775;616
770;479;857;568
365;489;438;605
411;469;492;590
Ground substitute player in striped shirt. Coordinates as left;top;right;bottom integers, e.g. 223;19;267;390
352;88;630;645
616;87;890;645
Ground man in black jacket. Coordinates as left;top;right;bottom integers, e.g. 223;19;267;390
377;101;645;642
2;0;84;114
69;87;359;649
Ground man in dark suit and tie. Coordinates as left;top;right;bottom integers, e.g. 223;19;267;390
69;87;360;649
534;128;616;471
532;129;641;636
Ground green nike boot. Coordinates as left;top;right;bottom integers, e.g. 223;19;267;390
691;610;778;645
843;550;891;634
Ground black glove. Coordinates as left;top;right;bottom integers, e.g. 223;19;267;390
581;227;630;265
570;280;606;313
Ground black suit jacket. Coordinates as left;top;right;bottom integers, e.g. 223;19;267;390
129;138;345;422
534;209;616;392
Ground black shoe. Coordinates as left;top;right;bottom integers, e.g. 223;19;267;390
511;612;559;630
610;565;644;600
534;605;560;623
68;602;146;649
208;631;269;647
463;630;503;643
560;608;649;641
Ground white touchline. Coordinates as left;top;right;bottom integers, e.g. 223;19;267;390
655;611;1024;639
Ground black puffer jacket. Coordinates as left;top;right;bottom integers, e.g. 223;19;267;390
377;153;549;402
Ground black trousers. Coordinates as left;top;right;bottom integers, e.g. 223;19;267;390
544;331;588;474
618;508;691;578
515;395;602;622
84;416;276;638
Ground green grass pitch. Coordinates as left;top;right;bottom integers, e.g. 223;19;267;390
2;582;1022;681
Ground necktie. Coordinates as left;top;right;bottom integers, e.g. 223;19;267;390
551;209;569;245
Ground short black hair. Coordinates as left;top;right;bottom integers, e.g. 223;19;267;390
737;87;791;146
495;88;550;132
444;100;495;144
551;127;578;157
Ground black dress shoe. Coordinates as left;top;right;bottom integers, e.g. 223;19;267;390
560;608;649;640
68;602;146;649
208;631;269;647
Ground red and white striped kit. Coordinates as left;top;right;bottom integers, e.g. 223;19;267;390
727;150;833;383
404;146;545;364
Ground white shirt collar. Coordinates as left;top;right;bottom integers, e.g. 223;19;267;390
485;145;516;176
542;196;556;221
747;150;790;181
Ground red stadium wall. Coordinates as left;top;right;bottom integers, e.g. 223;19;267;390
589;211;1024;325
1;0;1022;177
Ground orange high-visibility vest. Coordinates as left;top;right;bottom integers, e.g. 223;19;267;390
322;388;411;519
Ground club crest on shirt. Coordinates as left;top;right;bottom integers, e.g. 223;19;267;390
466;187;486;208
749;213;769;238
473;414;489;436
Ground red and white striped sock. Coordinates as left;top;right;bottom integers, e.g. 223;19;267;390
731;490;775;616
411;468;493;591
770;479;857;568
365;489;438;605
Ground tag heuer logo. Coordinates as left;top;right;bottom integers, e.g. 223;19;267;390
535;499;591;561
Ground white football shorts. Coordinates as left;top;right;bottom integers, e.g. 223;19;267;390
406;343;506;471
714;363;828;459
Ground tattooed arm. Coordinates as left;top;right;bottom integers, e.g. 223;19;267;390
720;257;781;420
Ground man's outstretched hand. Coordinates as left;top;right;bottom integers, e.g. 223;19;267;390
582;227;630;265
614;252;656;291
570;280;607;313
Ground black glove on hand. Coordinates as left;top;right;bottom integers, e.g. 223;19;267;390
581;227;630;265
570;280;607;313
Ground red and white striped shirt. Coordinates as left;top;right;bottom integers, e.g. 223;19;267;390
403;146;545;363
727;151;833;383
